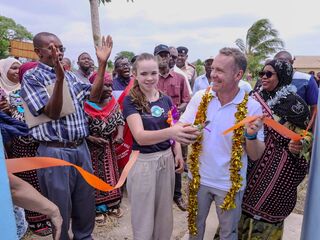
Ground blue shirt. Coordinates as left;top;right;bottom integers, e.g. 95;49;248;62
193;74;210;93
112;76;130;100
122;94;173;154
292;71;318;106
21;62;91;142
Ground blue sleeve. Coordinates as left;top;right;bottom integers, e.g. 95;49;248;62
193;78;199;93
306;76;319;105
20;73;49;116
122;95;139;119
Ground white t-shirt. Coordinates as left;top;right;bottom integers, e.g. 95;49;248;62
180;88;264;191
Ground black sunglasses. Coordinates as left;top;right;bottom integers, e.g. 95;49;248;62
258;71;276;78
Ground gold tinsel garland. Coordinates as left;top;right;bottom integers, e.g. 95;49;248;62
220;94;248;210
187;91;248;235
187;88;214;235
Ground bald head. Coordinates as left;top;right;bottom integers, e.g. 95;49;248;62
33;32;59;47
274;51;293;64
169;46;178;57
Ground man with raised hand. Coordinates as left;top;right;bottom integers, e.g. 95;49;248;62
21;32;113;240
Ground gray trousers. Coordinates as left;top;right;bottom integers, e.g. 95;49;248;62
127;148;175;240
190;184;244;240
37;141;95;240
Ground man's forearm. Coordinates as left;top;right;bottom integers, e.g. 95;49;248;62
89;60;107;102
43;78;64;120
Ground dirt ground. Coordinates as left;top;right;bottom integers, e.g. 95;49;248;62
23;174;308;240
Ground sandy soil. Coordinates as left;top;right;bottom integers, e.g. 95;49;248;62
23;174;308;240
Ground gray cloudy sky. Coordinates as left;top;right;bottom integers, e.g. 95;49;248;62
1;0;320;65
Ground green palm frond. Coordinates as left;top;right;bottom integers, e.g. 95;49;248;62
236;18;284;77
254;38;284;57
235;38;246;53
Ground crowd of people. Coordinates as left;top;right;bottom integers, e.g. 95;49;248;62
0;31;318;240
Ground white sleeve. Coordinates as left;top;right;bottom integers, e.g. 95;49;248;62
248;99;264;141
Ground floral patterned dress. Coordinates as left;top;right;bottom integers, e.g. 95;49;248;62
85;98;125;210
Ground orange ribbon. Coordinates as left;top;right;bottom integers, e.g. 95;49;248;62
223;116;303;141
6;151;139;192
222;116;259;135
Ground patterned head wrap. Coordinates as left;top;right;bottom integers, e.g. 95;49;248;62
89;71;112;85
265;59;293;88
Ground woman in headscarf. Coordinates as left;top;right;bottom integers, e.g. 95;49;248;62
0;58;53;236
239;59;312;239
0;57;21;114
84;72;125;224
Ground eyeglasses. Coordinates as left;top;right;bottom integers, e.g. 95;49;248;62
258;71;276;78
117;63;130;68
36;46;66;53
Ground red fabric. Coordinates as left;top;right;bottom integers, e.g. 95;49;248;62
118;78;134;110
84;97;117;120
115;78;134;169
19;62;38;83
115;124;133;169
89;71;112;84
157;70;191;106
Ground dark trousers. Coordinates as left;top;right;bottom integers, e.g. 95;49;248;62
174;144;188;199
174;172;182;199
37;141;95;240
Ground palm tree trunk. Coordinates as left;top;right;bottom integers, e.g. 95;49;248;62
89;0;101;47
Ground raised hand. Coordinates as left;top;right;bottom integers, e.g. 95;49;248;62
95;35;113;64
50;43;64;81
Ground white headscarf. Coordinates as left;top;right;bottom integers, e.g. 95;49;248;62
0;57;21;95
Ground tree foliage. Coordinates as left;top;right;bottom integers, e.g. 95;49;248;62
115;51;135;62
194;59;205;76
0;15;33;58
235;19;284;77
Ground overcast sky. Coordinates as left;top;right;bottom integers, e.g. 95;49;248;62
1;0;320;65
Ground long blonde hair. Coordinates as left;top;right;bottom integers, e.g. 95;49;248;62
129;53;158;113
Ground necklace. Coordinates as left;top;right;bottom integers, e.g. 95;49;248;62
188;88;248;236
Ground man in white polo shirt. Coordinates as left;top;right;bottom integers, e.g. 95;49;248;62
180;47;265;240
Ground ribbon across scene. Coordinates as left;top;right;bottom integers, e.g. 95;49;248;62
223;116;303;141
6;150;139;192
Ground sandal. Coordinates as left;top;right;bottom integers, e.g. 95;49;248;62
30;221;52;236
107;208;124;218
33;226;52;236
95;214;107;227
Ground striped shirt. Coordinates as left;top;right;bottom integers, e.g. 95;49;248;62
20;62;91;142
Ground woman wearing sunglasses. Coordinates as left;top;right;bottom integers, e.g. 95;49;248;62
239;59;313;239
